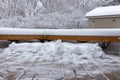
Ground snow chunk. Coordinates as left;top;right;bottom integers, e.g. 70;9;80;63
3;41;105;64
86;5;120;17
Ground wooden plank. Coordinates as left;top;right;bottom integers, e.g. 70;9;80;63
81;62;110;80
93;74;109;80
0;35;44;40
46;35;120;42
0;35;120;42
105;72;120;80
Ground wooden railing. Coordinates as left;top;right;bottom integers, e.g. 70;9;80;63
0;35;119;42
0;28;120;42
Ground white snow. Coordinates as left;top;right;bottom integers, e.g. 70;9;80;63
86;5;120;17
0;0;113;29
35;0;43;10
0;28;120;36
3;40;104;64
0;41;120;79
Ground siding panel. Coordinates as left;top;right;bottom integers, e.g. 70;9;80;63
89;17;120;28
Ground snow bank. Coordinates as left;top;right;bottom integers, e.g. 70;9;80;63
3;40;104;64
86;5;120;17
0;28;120;36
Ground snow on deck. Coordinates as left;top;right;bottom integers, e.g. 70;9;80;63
0;28;120;36
0;41;120;80
86;5;120;17
3;40;105;63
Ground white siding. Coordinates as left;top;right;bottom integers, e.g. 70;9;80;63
89;17;120;28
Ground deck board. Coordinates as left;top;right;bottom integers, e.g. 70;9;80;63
0;54;120;80
105;72;120;80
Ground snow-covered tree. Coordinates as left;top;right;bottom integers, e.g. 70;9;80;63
0;0;44;18
0;0;116;29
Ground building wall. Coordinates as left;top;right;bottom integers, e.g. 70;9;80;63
89;17;120;28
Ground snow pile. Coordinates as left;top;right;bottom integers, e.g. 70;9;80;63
3;40;104;64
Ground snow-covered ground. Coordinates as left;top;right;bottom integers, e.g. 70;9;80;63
0;40;120;80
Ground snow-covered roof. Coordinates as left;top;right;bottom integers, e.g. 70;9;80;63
86;5;120;18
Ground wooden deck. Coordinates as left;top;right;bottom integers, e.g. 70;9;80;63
0;42;119;80
0;50;120;80
0;35;120;42
0;41;120;80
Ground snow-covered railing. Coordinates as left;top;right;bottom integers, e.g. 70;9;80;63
0;28;120;42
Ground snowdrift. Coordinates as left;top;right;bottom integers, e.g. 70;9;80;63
3;40;104;64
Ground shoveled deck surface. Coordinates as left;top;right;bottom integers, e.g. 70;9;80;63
0;41;120;80
0;49;120;80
